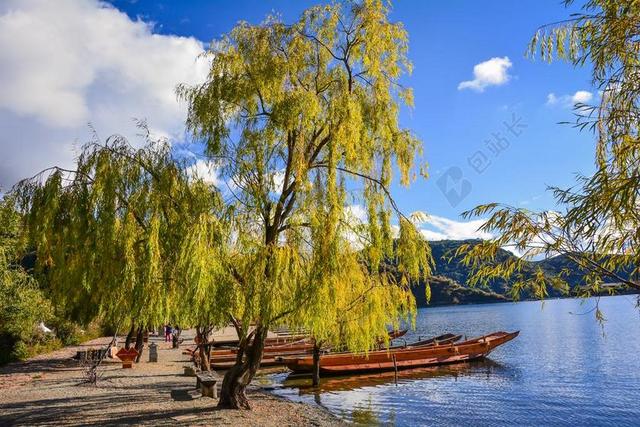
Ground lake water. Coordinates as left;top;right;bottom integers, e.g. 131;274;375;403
263;296;640;426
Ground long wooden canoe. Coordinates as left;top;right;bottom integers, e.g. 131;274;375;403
386;329;408;340
210;334;455;367
211;334;308;348
211;339;313;358
281;331;519;374
211;330;407;359
238;333;459;370
211;357;286;370
388;333;461;349
284;358;502;394
210;333;454;370
211;347;315;366
211;329;405;349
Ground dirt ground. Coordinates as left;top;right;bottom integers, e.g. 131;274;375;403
0;332;345;426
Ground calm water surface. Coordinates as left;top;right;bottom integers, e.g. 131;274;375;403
263;296;640;426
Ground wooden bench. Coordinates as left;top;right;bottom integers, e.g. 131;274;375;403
75;348;108;361
182;347;202;369
182;347;196;356
195;372;219;399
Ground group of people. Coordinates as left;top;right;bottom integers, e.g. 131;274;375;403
163;324;180;343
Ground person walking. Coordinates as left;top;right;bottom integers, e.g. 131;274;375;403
164;324;172;343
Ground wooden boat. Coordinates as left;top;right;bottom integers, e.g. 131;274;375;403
388;333;461;349
211;334;307;348
211;329;405;359
387;329;408;340
262;334;462;366
211;339;314;358
281;331;519;374
210;340;316;369
211;357;286;369
211;346;316;366
209;332;447;371
284;358;503;394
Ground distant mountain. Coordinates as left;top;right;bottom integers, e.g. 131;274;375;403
414;275;508;307
408;239;636;307
428;239;513;297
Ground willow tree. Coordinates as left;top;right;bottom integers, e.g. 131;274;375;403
179;0;430;409
173;200;231;370
292;209;430;386
0;196;53;363
458;0;640;308
15;131;226;349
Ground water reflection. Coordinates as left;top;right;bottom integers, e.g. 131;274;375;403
269;358;509;424
265;297;640;426
283;358;506;396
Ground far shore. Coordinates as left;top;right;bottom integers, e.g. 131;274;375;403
0;331;344;426
419;290;640;309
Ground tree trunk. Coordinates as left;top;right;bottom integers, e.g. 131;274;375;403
124;323;135;350
218;325;269;409
134;326;144;363
197;327;211;371
312;342;321;387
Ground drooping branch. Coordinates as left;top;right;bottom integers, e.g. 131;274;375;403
311;163;411;223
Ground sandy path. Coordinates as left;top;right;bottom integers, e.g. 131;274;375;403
0;332;344;426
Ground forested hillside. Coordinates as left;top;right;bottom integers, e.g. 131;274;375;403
411;239;636;306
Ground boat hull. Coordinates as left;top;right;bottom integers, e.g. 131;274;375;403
210;333;460;370
283;331;519;375
211;334;307;348
319;353;487;374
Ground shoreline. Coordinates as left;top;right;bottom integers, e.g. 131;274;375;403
0;333;345;426
419;291;640;309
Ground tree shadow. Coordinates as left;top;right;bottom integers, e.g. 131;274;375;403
0;386;223;426
0;358;81;375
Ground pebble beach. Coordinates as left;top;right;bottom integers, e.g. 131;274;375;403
0;333;344;426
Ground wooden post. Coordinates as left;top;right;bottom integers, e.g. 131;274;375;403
392;354;398;385
134;326;144;363
312;343;321;387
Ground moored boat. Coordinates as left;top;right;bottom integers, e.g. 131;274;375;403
274;333;461;370
387;329;408;340
388;333;461;349
210;333;459;371
284;358;502;393
281;331;519;374
211;334;307;348
211;357;285;369
211;338;314;358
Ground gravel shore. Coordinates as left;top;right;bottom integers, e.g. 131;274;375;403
0;334;345;426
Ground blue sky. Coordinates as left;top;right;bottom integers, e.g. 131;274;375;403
109;0;597;219
0;1;597;240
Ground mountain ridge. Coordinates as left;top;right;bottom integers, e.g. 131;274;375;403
412;239;636;306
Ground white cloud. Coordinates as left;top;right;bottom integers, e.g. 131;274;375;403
410;212;493;241
345;204;367;225
571;90;593;104
271;170;286;194
458;57;513;92
518;193;543;207
546;90;593;108
185;159;219;186
340;204;368;249
0;0;209;189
